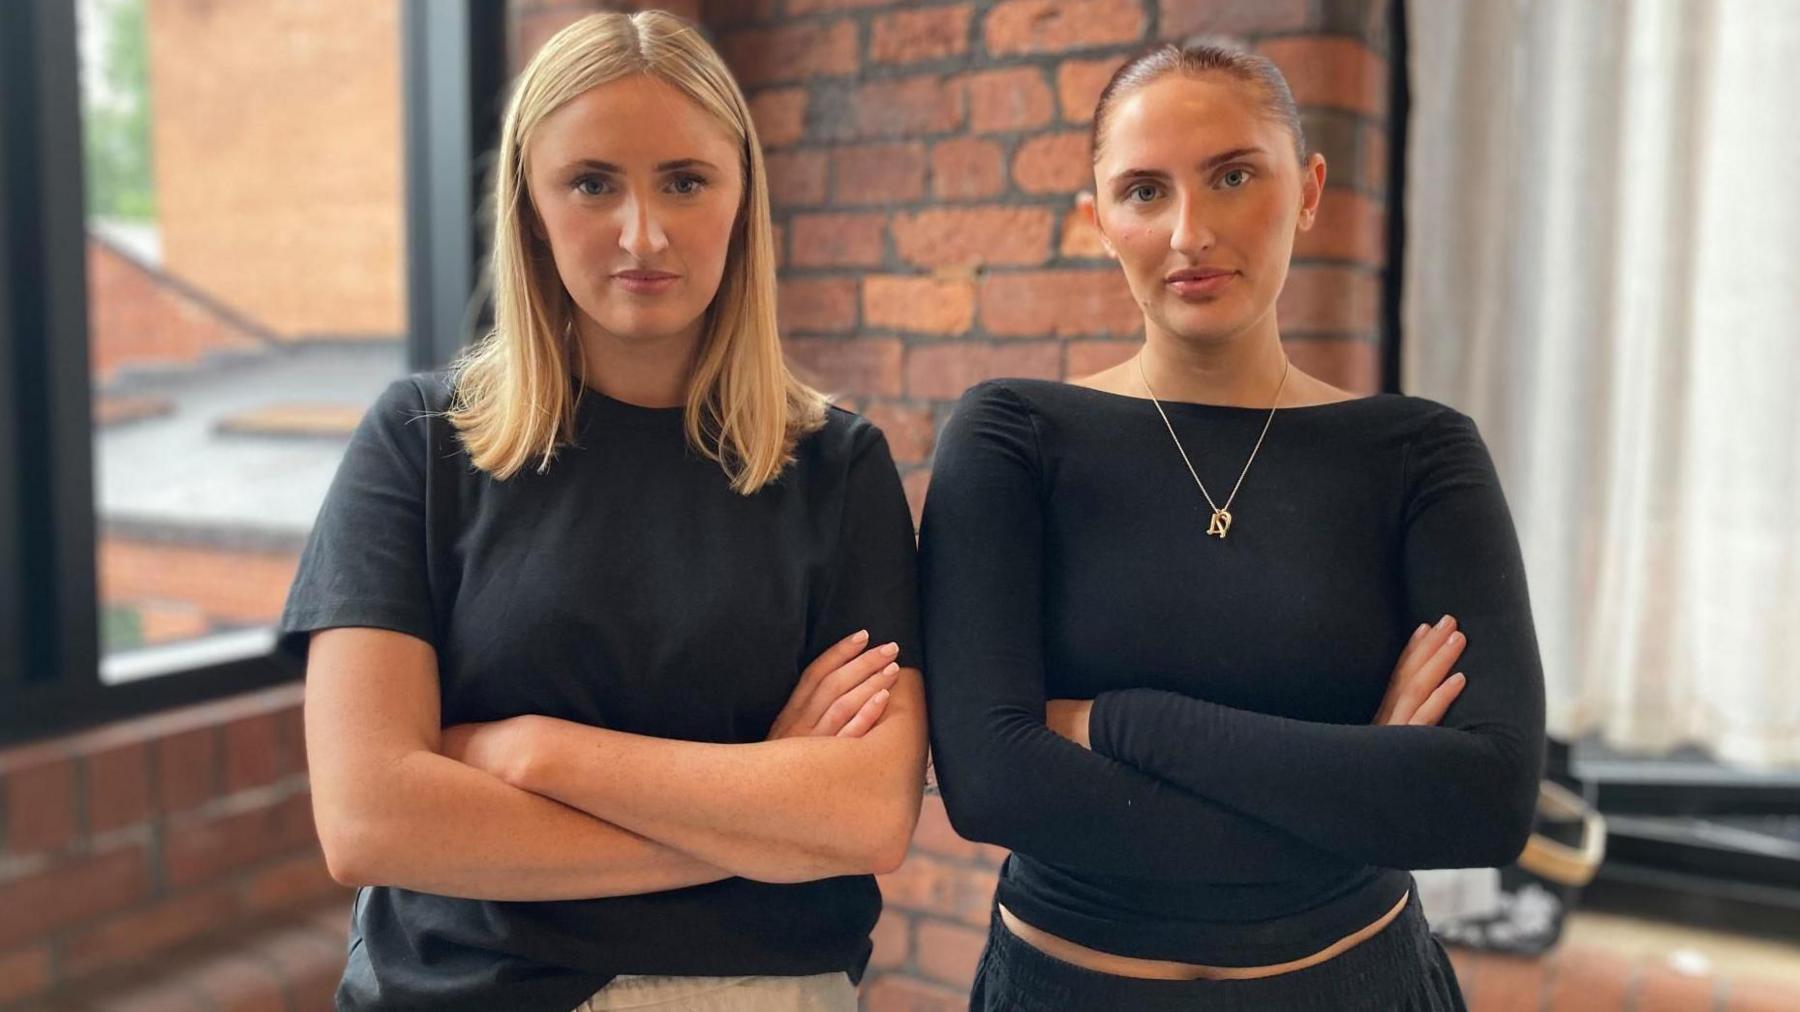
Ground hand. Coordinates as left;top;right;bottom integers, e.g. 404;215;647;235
1373;615;1468;726
1045;699;1093;749
440;714;538;785
767;629;903;740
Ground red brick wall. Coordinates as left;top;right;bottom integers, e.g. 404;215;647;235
514;2;1396;1005
146;0;406;339
85;238;267;385
0;685;347;1009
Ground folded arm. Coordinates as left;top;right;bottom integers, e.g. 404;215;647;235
919;382;1360;883
1087;408;1548;870
499;668;928;884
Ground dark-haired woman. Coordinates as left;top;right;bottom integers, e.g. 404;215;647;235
919;42;1543;1011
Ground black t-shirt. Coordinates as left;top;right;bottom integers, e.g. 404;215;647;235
277;370;922;1011
918;379;1546;965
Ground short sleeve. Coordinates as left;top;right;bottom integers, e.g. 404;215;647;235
805;422;923;673
274;376;437;667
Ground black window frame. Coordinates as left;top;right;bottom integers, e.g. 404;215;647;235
0;0;505;746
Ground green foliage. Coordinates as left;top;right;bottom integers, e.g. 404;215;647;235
81;0;156;222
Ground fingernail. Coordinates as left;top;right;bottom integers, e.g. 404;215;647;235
1411;623;1428;640
854;629;869;641
874;689;890;701
883;642;900;657
882;662;899;677
1436;615;1452;631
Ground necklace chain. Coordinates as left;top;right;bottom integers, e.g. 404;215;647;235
1135;352;1290;539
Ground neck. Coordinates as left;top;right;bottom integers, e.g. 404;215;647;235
573;313;702;409
1139;312;1291;408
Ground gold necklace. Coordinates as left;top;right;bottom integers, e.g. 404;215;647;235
1136;352;1290;540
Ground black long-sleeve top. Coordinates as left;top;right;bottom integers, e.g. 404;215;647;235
917;378;1546;965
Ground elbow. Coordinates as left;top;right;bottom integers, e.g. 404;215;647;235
317;815;379;887
1468;750;1542;867
861;778;928;876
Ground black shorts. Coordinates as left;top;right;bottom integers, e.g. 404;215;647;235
967;874;1469;1012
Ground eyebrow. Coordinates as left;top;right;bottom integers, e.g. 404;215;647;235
1108;146;1267;184
561;158;721;173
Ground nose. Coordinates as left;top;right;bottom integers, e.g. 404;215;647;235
1169;192;1216;256
617;191;669;259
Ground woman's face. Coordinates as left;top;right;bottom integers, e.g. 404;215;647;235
1086;74;1325;346
525;74;744;348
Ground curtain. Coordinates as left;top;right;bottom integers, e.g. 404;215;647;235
1404;0;1800;769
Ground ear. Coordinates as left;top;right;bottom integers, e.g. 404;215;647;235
1075;191;1119;260
1297;152;1328;231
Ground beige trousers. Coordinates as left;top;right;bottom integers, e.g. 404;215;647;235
571;971;858;1011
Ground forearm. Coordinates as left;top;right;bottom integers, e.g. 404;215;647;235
512;705;926;883
930;708;1358;883
321;747;731;900
1090;688;1544;869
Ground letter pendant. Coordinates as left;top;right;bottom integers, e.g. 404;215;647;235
1207;509;1233;538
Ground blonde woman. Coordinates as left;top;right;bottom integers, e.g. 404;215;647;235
919;42;1543;1010
279;12;925;1011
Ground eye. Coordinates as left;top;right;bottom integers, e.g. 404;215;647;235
1124;182;1161;203
573;175;610;197
1218;167;1253;189
668;173;707;196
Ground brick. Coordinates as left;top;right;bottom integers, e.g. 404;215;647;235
984;0;1145;56
748;88;808;148
1363;122;1389;194
790;212;887;268
962;67;1053;134
787;0;901;11
901;469;931;528
786;338;905;399
2;755;78;854
1257;37;1387;118
904;342;1062;401
239;849;349;915
1293;189;1385;264
778;277;859;334
916;917;987;987
1059;205;1109;259
275;705;307;777
1283;338;1378;396
765;149;828;207
870;5;972;65
864;275;975;336
861;973;967;1011
1276;265;1379;334
0;845;154;949
189;951;288;1012
1056;56;1125;124
61;885;240;978
891;207;1054;269
154;726;219;814
162;791;318;889
252;921;348;1012
1299;109;1367;192
865;402;938;466
850;76;966;138
222;712;283;794
910;793;986;861
1314;0;1391;50
721;21;859;87
86;741;154;834
1012;131;1092;194
833;142;927;206
869;908;911;970
1160;0;1312;38
929;138;1005;200
699;0;781;27
1066;339;1137;378
978;270;1141;338
0;945;51;1005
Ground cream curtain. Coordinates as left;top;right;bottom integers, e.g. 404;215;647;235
1404;0;1800;769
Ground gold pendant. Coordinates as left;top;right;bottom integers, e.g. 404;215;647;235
1207;509;1233;538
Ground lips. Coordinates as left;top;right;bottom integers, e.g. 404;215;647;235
1165;268;1237;298
614;270;678;281
612;270;680;294
1164;267;1234;283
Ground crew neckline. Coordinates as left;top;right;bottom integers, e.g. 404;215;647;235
570;375;687;429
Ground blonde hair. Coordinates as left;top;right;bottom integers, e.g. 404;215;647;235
446;10;827;493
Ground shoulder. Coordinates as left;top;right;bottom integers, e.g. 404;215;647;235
366;369;455;424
